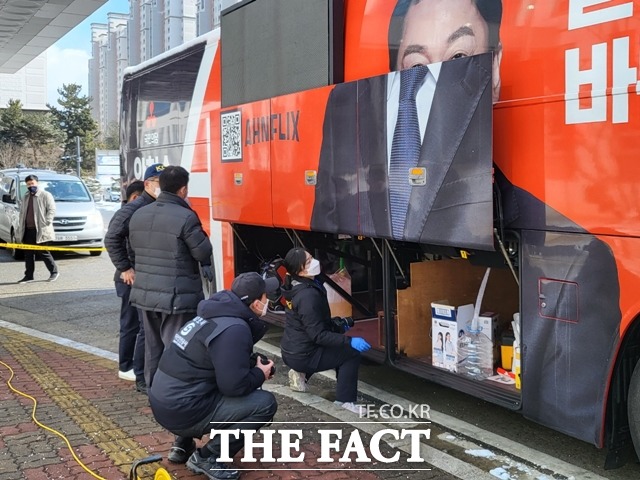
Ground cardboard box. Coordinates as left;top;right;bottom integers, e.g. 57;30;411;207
431;303;471;372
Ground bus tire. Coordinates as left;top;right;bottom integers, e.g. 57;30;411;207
627;359;640;460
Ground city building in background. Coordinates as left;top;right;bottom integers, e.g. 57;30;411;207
0;0;110;112
89;0;240;134
0;53;48;111
89;13;129;133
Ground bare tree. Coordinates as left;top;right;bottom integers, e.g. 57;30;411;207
0;143;27;169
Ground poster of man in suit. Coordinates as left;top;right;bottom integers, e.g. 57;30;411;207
311;0;503;249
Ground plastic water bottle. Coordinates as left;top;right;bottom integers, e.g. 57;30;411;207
457;326;494;380
457;267;494;380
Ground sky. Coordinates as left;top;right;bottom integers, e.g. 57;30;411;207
46;0;129;105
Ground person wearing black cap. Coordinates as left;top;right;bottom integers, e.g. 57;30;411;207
148;272;279;479
104;163;164;393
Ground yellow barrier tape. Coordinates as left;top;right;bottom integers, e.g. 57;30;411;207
0;242;105;252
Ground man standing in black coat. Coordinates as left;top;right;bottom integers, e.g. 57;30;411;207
149;272;278;478
105;163;164;393
128;165;214;393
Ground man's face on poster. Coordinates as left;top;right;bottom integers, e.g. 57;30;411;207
395;0;502;102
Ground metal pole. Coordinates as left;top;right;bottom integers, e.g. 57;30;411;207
75;136;82;177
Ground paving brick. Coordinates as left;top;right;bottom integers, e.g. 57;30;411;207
0;326;454;480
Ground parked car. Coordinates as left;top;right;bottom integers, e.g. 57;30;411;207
0;168;105;259
104;187;121;202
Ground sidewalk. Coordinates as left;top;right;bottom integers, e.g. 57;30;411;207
0;326;447;480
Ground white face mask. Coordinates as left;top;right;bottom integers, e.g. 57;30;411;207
154;187;161;198
304;258;321;277
257;299;268;317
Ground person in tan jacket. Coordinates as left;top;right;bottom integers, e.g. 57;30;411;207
17;174;59;283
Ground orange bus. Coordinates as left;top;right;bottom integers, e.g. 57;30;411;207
120;0;640;467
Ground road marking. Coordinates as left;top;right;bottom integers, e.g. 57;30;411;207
0;320;118;361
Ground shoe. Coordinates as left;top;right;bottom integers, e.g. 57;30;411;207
268;303;286;315
288;369;308;392
48;272;59;282
168;439;196;464
186;450;239;479
135;379;147;394
118;369;136;381
17;276;34;283
334;401;364;415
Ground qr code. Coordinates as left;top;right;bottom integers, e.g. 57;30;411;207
221;110;242;161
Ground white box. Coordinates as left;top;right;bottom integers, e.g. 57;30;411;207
431;303;472;372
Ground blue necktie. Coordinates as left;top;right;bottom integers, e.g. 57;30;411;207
389;65;429;239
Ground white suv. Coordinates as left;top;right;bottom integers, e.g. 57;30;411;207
0;168;105;259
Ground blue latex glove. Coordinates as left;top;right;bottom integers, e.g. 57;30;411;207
350;337;371;352
201;264;214;282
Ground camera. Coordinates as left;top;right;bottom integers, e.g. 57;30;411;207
330;316;354;334
250;352;275;376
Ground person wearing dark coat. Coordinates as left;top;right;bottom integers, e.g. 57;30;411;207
128;165;214;391
105;164;163;393
149;272;278;479
280;247;371;413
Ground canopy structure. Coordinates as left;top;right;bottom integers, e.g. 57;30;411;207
0;0;107;74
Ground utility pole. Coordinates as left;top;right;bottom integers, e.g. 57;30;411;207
75;136;82;178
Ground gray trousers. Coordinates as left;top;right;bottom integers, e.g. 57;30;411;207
172;389;278;459
141;310;193;387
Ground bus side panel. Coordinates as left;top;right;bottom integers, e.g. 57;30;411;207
343;0;394;81
271;87;334;230
520;228;620;446
211;99;273;227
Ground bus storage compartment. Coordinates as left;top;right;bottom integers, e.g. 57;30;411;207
212;99;274;227
395;259;519;369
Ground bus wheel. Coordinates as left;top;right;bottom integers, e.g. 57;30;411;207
628;360;640;459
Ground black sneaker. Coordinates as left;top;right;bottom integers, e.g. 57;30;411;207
17;276;34;283
48;272;59;282
268;303;286;315
186;451;239;479
167;438;196;464
135;379;147;394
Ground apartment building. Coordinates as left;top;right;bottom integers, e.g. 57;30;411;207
90;0;238;133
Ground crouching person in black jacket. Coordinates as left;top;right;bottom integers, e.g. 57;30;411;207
149;272;279;480
280;248;370;414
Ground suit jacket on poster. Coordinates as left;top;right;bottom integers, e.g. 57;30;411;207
311;53;494;249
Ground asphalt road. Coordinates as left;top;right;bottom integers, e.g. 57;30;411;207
0;201;638;479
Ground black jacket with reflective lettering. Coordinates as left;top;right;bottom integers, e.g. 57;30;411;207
149;290;267;431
